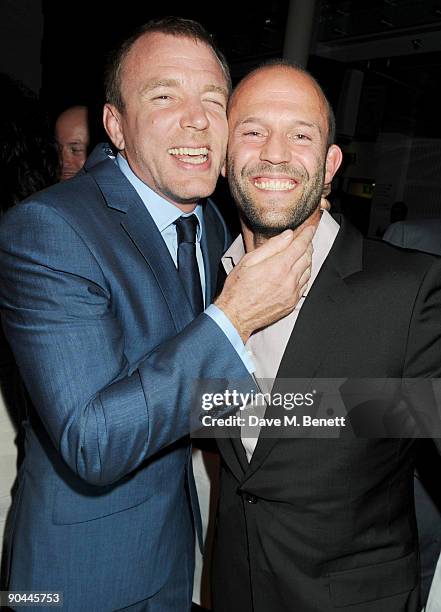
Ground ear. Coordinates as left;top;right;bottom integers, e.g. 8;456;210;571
103;104;125;151
221;161;227;178
324;144;343;185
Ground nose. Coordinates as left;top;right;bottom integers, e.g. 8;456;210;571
260;132;291;165
179;98;209;131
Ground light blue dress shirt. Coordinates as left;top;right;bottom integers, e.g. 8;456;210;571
116;154;254;373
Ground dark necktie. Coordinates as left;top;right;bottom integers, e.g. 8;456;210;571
174;215;204;316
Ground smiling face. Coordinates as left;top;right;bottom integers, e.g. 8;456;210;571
225;66;342;239
103;32;229;210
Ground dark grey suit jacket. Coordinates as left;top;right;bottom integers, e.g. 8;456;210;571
384;217;441;605
213;218;441;612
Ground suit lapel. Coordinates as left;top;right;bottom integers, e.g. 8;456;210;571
242;217;364;481
217;437;248;481
89;155;245;476
202;202;248;479
88;158;195;332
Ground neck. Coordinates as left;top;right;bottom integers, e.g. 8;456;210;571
242;206;322;253
172;202;198;213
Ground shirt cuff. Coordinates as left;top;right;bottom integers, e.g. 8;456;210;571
205;304;255;374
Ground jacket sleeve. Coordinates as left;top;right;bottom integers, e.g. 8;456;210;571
0;201;252;485
402;257;441;445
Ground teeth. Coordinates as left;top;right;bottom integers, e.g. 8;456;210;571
178;156;207;165
254;179;295;191
168;147;209;156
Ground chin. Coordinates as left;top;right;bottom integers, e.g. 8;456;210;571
181;183;215;201
174;190;211;205
262;214;295;230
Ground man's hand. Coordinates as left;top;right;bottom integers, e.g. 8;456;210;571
215;226;314;343
320;197;331;211
321;182;331;211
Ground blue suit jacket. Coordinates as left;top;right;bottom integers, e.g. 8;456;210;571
0;146;251;611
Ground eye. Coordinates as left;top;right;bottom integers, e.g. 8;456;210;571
203;100;227;114
70;145;86;155
292;133;311;141
243;131;263;137
150;94;174;105
203;98;225;107
204;98;226;109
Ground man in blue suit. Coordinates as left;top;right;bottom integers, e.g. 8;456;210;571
0;18;313;612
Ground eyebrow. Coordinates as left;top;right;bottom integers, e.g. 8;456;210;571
141;78;180;93
202;84;229;99
140;79;228;100
238;117;319;131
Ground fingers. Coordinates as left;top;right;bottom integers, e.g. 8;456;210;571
293;225;315;248
320;196;331;211
215;222;315;342
291;244;312;271
244;224;316;268
290;235;313;297
243;229;294;266
285;226;314;268
298;266;312;296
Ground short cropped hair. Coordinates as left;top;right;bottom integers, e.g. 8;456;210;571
104;16;231;113
230;58;336;146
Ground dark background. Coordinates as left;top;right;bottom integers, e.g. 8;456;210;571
3;0;441;234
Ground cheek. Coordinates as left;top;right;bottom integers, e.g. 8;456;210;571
149;116;163;128
296;152;320;177
213;119;228;153
233;149;255;174
148;108;178;130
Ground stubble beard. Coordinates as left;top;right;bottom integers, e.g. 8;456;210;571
228;159;325;240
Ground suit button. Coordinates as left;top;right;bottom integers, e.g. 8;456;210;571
245;494;258;504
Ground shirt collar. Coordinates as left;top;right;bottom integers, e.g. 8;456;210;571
116;153;203;240
222;210;340;293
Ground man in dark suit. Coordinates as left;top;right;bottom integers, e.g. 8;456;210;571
384;217;441;256
384;218;441;605
0;20;313;612
212;61;441;612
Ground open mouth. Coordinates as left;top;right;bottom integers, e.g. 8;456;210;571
168;147;209;165
253;178;297;191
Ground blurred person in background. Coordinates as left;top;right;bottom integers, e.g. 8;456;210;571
54;105;90;180
384;214;441;606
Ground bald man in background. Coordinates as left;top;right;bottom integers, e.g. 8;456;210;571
55;105;90;180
